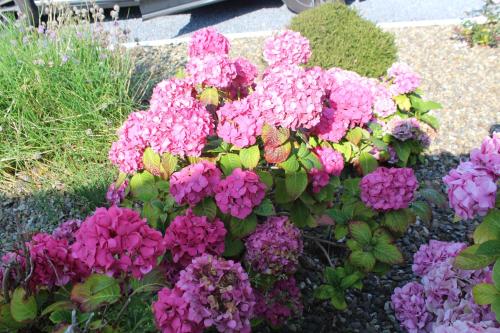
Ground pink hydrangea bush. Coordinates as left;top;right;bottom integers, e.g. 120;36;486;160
387;62;421;96
187;27;230;58
392;241;497;333
263;30;311;67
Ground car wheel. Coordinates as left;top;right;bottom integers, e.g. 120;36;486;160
282;0;341;13
0;0;38;25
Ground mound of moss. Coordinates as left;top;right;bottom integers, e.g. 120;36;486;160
290;3;397;77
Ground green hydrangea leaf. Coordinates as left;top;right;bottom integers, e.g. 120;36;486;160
349;251;376;272
230;214;258;238
70;274;120;312
454;244;496;270
359;152;378;175
382;209;416;234
285;169;308;200
261;123;290;147
314;285;336;300
130;171;158;202
349;221;372;245
192;197;217;220
239;145;260;170
254;198;275;216
411;201;432;223
473;283;499;305
476;240;500;257
10;288;37;323
474;209;500;244
220;153;242;176
373;242;403;265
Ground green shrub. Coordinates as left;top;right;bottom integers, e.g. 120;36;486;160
290;3;397;77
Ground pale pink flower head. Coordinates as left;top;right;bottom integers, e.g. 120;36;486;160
232;57;258;88
245;216;303;275
443;161;497;219
188;27;230;58
387;62;421;96
470;133;500;177
412;240;467;277
176;254;255;333
186;53;237;89
367;79;397;118
109;111;150;173
216;98;264;148
152;287;203;333
214;168;266;219
263;29;311;67
106;179;129;206
150;78;196;112
360;167;419;211
52;219;82;244
164;211;227;266
314;146;344;176
148;102;214;158
170;161;222;206
71;206;166;279
312;107;349;143
254;276;303;327
391;282;432;333
433;321;500;333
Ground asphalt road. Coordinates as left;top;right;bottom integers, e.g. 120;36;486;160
109;0;484;42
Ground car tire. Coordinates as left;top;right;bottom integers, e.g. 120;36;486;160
282;0;342;13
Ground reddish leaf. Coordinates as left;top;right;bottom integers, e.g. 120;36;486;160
261;124;290;148
264;142;291;163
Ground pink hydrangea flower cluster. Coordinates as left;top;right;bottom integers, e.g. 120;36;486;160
368;79;397;118
169;161;222;206
387;62;421;96
254;277;303;327
148;102;214;158
245;216;303;275
153;287;203;333
52;219;82;243
443;161;497;219
312;107;350;143
310;167;330;193
251;65;326;130
28;233;88;287
392;241;497;333
216;98;264;148
71;206;166;279
187;27;230;58
176;254;255;333
360;167;419;211
106;179;129;206
433;321;500;333
109;111;150;173
263;30;311;67
186;53;237;89
471;133;500;177
150;78;196;111
232;57;258;89
309;147;344;193
164;211;226;266
214;168;266;219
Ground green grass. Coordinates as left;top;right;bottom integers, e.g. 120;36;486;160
290;3;397;77
0;12;147;210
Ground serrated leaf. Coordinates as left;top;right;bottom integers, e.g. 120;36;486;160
290;200;310;228
454;244;496;270
223;238;244;257
239;145;260;169
199;87;219;106
474;210;500;244
160;152;178;179
143;148;161;176
230;214;258;238
256;170;273;189
261;124;289;147
314;285;335;300
473;283;499;305
71;274;120;312
392;140;411;165
349;251;376;271
192;197;217;220
279;154;300;173
335;225;348;240
130;171;158;202
49;310;71;324
274;178;293;204
297;143;309;158
394;95;411;111
299;152;322;171
343;178;361;196
41;301;73;317
130;267;168;293
419;188;447;207
346;127;363;146
340;273;363;290
254;198;275;216
476;240;500;257
0;304;25;330
373;242;403;265
330;290;347;310
324;266;339;284
285;169;308;200
493;259;500;290
264;142;291;164
352;201;377;221
142;201;162;228
382;209;416;234
349;221;372;245
359;152;378;175
220;153;242;176
411;201;432;223
333;142;352;161
10;288;37;323
419;113;440;129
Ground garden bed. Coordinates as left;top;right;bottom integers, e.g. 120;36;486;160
0;24;499;333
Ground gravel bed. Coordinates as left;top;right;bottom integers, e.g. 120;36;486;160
1;24;499;332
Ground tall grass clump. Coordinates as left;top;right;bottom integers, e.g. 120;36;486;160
0;5;146;201
290;3;397;77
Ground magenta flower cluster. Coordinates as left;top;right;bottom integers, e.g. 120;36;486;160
263;30;311;67
387;62;421;96
153;254;255;333
106;179;129;206
52;219;81;243
169;161;222;206
360;167;419;211
164;211;227;266
310;146;344;192
187;27;230;58
245;216;303;275
443;134;499;219
392;240;497;333
214;168;266;219
71;206;166;279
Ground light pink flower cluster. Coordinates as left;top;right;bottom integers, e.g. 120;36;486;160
433;321;500;333
28;233;87;287
360;167;419;211
186;54;237;89
392;241;496;333
310;167;330;193
216;98;263;148
169;161;222;206
443;161;497;219
232;57;258;89
164;211;226;266
109;111;150;173
106;179;129;206
387;62;421;96
175;254;255;333
470;133;500;177
368;79;397;118
52;219;82;243
254;277;303;327
312;107;350;143
309;147;344;192
245;216;303;275
188;27;230;58
148;102;214;158
150;78;196;111
153;287;203;333
214;168;266;219
71;206;166;279
251;65;326;130
263;30;311;67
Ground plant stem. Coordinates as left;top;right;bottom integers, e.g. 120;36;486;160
312;239;335;268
